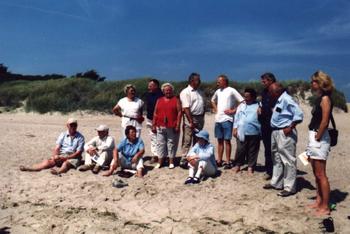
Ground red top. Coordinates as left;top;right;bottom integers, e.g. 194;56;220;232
154;96;179;128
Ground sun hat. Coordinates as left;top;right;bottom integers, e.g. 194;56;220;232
95;124;109;131
195;130;209;142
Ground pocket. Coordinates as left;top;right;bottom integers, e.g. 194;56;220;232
308;131;321;148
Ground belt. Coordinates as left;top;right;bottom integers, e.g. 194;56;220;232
271;127;288;131
309;128;318;132
192;114;204;117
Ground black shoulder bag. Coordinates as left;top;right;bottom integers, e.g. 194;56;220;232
328;114;338;147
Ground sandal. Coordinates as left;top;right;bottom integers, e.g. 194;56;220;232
223;162;233;170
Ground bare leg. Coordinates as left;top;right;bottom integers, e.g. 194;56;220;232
51;161;72;175
306;159;321;209
217;139;224;164
314;159;330;215
224;140;231;163
136;168;144;178
20;159;56;172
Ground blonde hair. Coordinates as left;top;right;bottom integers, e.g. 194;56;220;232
311;70;335;94
123;84;136;94
161;82;174;92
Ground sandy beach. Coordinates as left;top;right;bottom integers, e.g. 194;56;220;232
0;104;349;233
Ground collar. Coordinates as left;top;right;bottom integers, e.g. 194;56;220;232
277;91;288;103
126;138;138;145
66;131;77;138
188;84;197;91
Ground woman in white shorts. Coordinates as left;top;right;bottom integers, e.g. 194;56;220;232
306;71;335;216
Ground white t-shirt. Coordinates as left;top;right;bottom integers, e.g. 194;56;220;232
211;87;244;123
117;97;144;129
179;85;205;115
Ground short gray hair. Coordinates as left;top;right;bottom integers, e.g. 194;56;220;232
161;83;174;92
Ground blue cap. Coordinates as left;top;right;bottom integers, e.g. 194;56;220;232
195;130;209;142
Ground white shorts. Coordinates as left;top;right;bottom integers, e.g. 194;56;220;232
306;130;331;160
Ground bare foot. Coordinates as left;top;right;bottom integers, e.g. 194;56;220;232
233;166;240;173
305;202;320;209
135;169;144;178
313;208;331;216
247;167;254;176
19;165;30;171
50;169;60;176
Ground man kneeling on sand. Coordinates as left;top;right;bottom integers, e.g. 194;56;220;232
79;124;115;174
102;125;145;178
19;118;85;175
184;130;218;184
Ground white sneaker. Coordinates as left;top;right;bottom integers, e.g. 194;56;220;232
155;163;161;169
169;163;175;169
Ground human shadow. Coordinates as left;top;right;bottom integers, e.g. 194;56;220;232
329;189;348;205
0;226;11;234
296;177;316;192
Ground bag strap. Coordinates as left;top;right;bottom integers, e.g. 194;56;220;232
330;113;337;130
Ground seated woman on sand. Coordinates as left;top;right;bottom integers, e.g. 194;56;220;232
102;125;145;178
184;130;218;184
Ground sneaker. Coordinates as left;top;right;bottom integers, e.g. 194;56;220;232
154;163;161;169
169;163;175;169
78;164;94;172
192;177;200;184
92;165;101;174
277;190;296;197
184;177;193;185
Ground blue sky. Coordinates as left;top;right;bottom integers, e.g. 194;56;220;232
1;0;350;100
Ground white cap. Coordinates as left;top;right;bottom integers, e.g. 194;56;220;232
95;124;109;131
67;118;78;124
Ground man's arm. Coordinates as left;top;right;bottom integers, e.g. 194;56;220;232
175;98;182;132
131;148;145;164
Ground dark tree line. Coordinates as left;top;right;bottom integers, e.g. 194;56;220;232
0;64;105;82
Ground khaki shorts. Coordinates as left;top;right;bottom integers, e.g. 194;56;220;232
57;153;82;168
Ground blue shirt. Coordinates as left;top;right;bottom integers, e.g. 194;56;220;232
271;91;303;128
56;131;85;154
187;142;217;170
234;102;261;136
117;137;145;163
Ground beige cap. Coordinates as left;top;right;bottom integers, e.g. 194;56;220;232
67;118;78;124
95;124;109;131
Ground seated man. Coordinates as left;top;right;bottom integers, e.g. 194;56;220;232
79;124;115;174
184;130;218;184
19;118;85;175
103;125;145;178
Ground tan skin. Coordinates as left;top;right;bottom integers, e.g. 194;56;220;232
152;85;182;167
306;79;332;216
19;123;83;174
103;128;145;177
211;76;239;165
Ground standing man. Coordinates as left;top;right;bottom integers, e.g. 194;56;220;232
263;82;303;197
143;79;163;163
211;74;244;169
179;73;205;169
259;72;277;180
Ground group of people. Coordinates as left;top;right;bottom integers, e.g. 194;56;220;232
19;70;336;216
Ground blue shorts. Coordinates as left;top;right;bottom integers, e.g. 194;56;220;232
214;121;233;140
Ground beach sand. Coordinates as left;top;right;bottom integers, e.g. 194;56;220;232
0;105;349;233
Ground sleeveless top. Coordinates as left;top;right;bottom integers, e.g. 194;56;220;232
154;96;179;128
308;94;332;130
